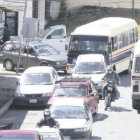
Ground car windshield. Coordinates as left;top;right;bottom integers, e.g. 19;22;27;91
51;106;87;119
41;28;52;38
20;73;52;85
53;85;87;96
75;62;106;74
35;45;60;55
40;132;59;140
0;134;35;139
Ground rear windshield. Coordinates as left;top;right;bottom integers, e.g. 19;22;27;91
135;57;140;73
0;134;35;139
53;84;87;96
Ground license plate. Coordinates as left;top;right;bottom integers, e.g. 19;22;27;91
29;99;37;103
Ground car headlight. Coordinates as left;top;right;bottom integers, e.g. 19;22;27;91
56;62;60;65
15;93;24;97
42;92;52;97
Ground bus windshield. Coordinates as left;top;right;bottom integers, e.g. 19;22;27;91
69;35;108;52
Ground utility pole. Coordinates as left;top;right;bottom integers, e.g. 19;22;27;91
16;0;28;75
132;0;135;19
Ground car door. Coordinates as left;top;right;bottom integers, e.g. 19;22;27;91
87;82;99;114
42;25;66;51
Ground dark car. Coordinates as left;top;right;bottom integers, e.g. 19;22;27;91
47;77;99;115
0;41;67;72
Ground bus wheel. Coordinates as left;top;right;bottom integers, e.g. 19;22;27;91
132;99;138;109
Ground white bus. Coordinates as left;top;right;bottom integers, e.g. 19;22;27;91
131;40;140;109
67;17;138;73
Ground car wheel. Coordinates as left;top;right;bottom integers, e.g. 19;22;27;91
5;60;14;71
132;99;139;109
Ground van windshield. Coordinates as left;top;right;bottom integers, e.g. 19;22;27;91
69;35;108;52
75;62;106;74
135;57;140;73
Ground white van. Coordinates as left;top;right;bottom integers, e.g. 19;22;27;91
72;54;107;98
41;25;67;52
131;40;140;109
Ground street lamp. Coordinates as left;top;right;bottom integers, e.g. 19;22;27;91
132;0;134;19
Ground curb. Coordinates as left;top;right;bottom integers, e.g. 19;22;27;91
0;98;13;118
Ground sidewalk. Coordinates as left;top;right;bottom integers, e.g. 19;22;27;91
0;74;20;118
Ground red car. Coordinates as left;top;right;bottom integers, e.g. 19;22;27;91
0;130;42;140
47;77;99;114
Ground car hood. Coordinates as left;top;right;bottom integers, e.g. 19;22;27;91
73;73;105;84
16;85;53;94
38;54;67;62
56;119;87;129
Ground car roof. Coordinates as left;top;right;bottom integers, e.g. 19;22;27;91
57;77;92;85
23;66;54;74
51;97;85;107
0;130;38;135
77;54;105;63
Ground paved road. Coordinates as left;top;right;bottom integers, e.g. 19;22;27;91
0;71;140;140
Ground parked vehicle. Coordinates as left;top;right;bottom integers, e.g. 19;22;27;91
0;130;42;140
50;97;93;140
67;17;138;73
47;77;99;114
72;54;107;98
104;80;115;110
41;25;67;52
13;66;59;107
37;126;64;140
0;41;67;72
131;40;140;110
0;123;13;130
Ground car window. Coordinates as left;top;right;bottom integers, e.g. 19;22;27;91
50;29;64;37
53;84;87;97
39;132;59;140
2;43;13;52
20;73;52;85
51;106;87;119
75;62;106;74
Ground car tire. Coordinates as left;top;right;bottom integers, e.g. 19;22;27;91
4;60;14;71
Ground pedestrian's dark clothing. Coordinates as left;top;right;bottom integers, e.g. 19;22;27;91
2;28;10;43
103;71;120;84
36;118;59;128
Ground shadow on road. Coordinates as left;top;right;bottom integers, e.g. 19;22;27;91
109;106;132;112
119;72;131;87
93;113;108;123
91;136;102;140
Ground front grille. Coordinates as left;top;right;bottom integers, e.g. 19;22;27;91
24;94;42;98
60;129;75;135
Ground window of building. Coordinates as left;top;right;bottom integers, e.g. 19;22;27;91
32;0;38;18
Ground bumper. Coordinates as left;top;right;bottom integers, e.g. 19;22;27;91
60;129;90;138
13;96;50;107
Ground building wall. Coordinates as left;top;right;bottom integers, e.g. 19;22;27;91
65;0;140;10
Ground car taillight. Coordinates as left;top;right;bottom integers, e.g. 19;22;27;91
133;85;139;92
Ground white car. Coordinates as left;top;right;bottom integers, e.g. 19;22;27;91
13;66;59;107
50;97;93;140
37;126;64;140
72;54;107;98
